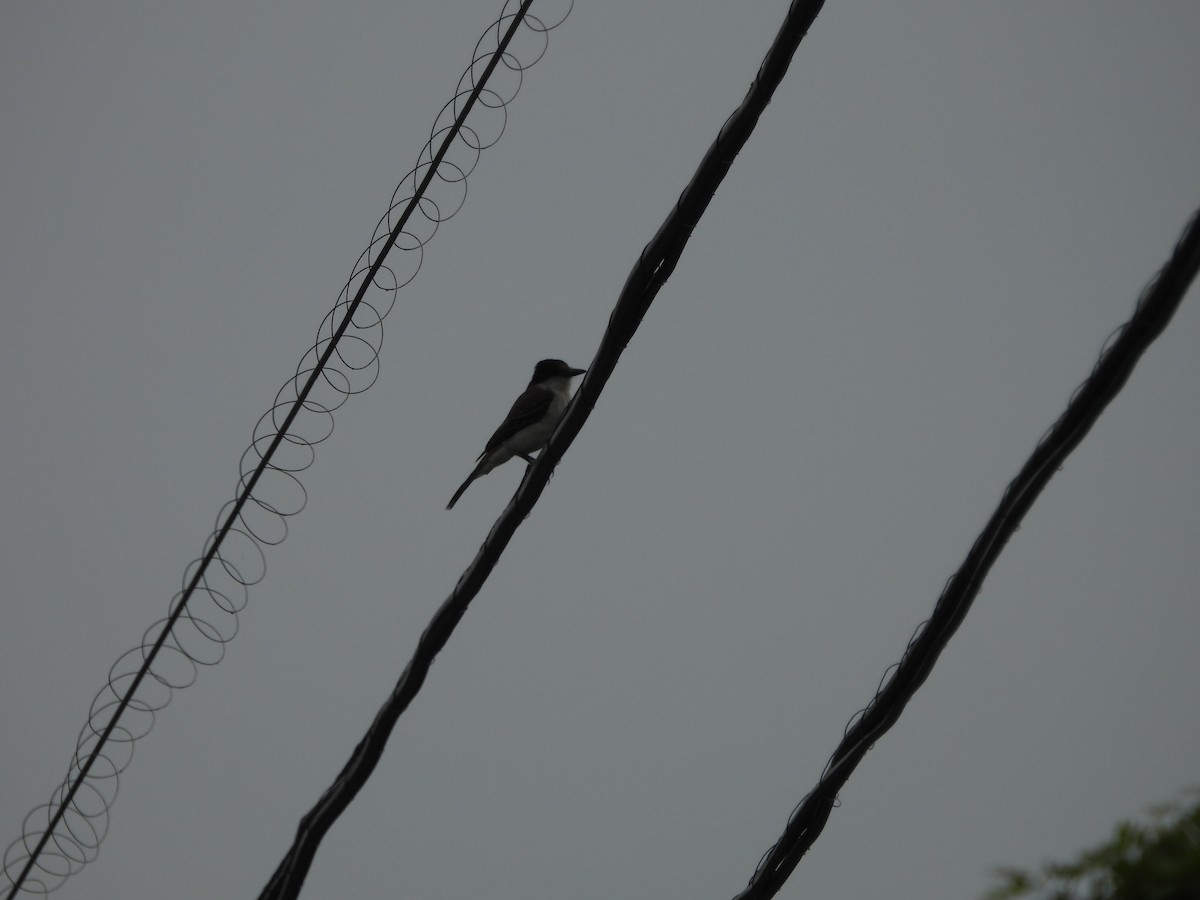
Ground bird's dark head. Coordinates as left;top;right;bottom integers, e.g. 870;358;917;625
531;358;586;383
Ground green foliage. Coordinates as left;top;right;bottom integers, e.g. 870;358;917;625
983;791;1200;900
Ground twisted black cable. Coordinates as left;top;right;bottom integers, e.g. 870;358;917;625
255;3;829;899
3;1;571;895
735;204;1200;900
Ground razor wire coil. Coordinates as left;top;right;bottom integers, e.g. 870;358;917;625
3;1;572;895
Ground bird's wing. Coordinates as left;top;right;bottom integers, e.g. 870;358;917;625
480;384;553;457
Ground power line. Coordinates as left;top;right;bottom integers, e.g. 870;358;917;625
254;3;830;899
735;204;1200;900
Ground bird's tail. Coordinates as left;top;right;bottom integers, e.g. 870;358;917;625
446;457;490;509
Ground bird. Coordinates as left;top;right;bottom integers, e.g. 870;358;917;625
446;358;587;509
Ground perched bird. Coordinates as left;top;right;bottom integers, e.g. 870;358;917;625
446;358;587;509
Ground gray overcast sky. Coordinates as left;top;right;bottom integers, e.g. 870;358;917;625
2;2;1198;899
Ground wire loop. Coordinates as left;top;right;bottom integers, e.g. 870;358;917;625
4;1;571;894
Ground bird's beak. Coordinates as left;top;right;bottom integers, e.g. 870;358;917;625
567;367;587;377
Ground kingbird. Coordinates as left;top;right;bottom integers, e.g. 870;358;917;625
446;358;586;509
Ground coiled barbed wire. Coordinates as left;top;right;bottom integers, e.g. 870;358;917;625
2;1;572;896
737;205;1200;900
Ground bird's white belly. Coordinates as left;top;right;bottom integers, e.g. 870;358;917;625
505;393;567;455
